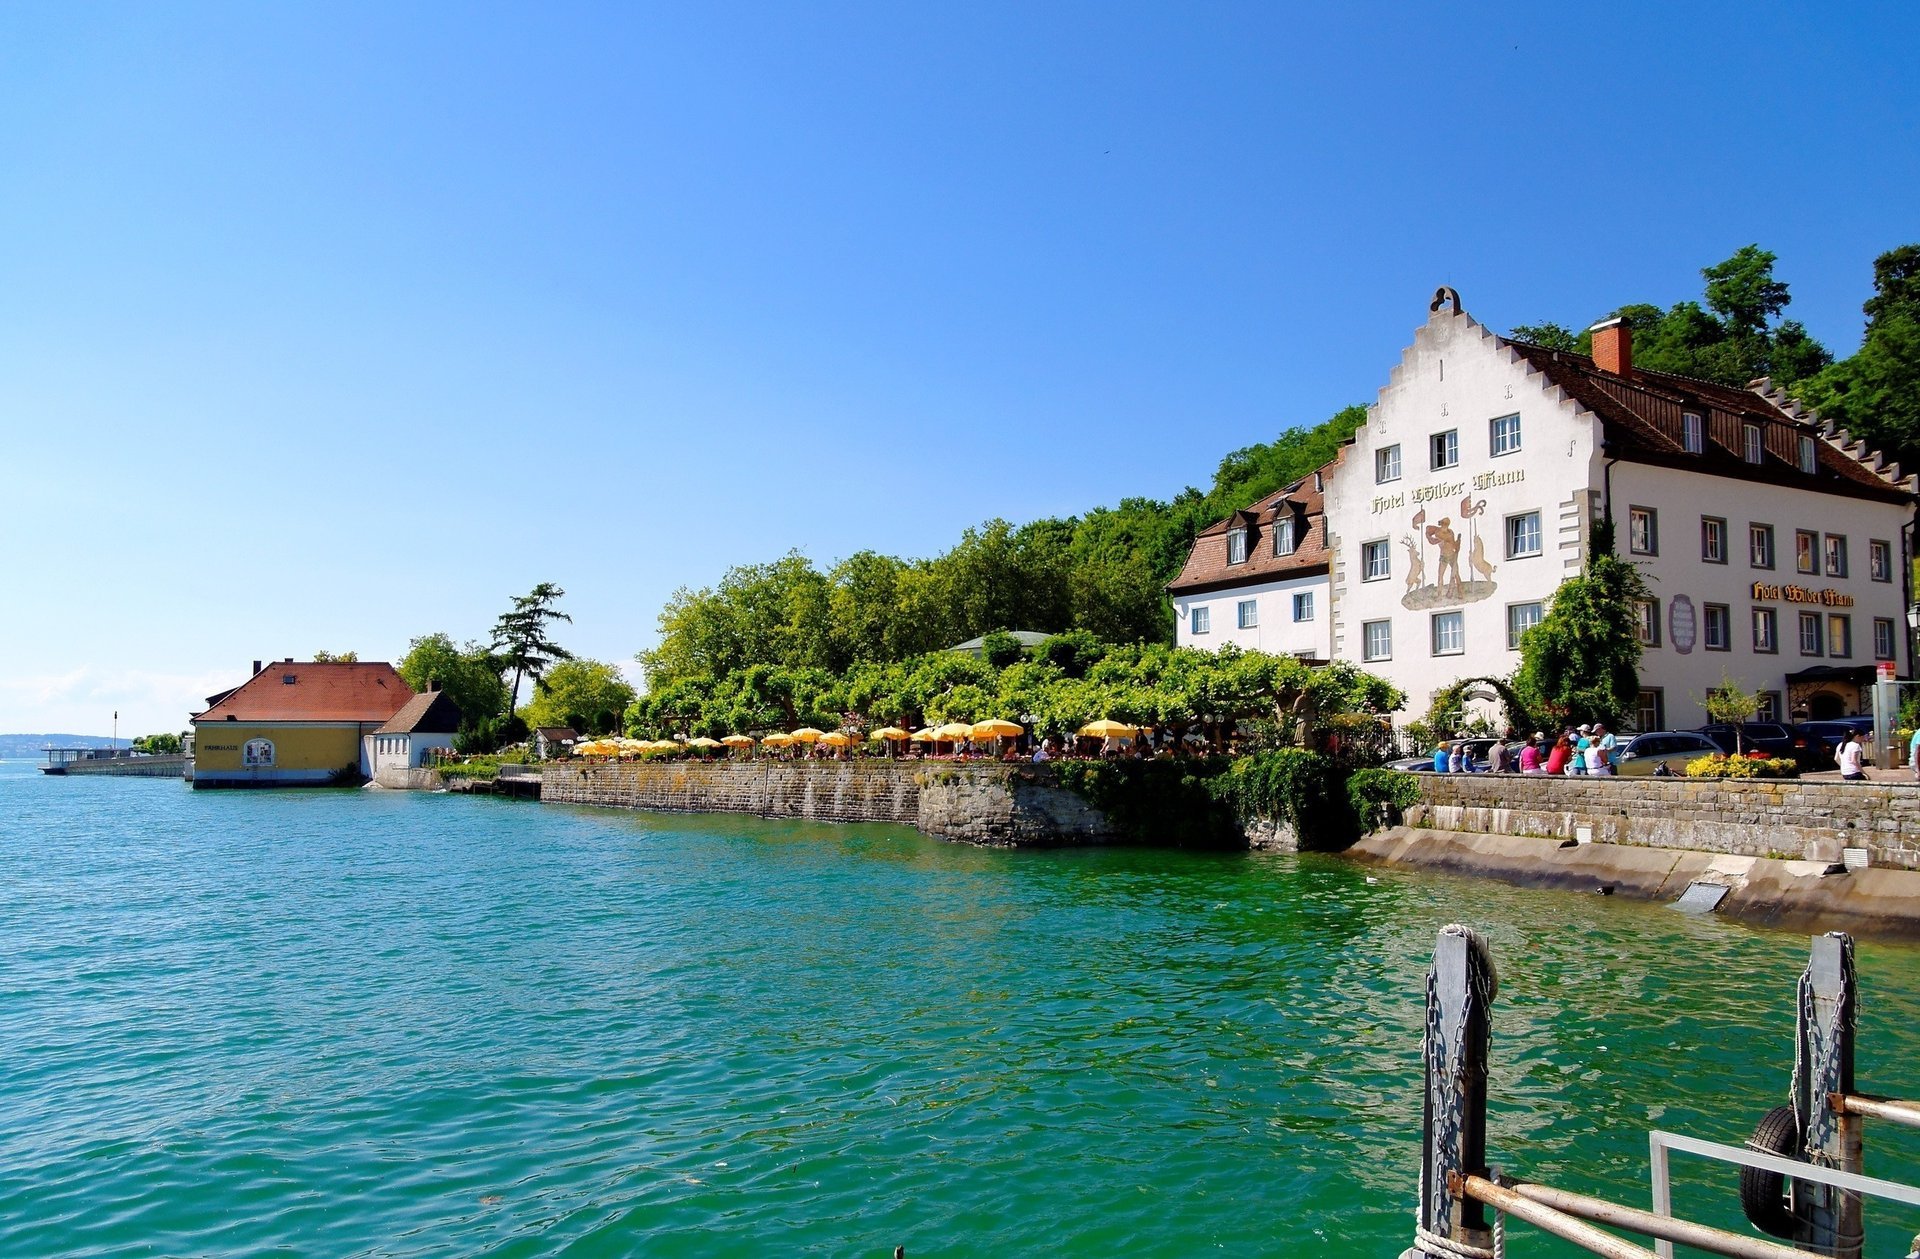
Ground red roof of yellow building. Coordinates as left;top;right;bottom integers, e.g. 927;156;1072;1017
194;661;415;724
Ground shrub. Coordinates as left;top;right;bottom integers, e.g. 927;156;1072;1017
1684;753;1799;779
1346;769;1422;832
1047;757;1240;846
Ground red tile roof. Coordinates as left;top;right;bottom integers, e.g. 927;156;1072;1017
1167;467;1333;594
194;662;414;724
1505;341;1915;503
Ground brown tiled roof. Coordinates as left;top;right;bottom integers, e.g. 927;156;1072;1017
377;690;464;735
535;726;579;741
194;662;414;724
1167;468;1333;594
1505;341;1914;503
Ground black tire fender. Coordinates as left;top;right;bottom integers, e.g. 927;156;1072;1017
1740;1104;1802;1238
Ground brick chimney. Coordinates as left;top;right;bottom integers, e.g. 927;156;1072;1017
1590;317;1632;378
253;659;262;675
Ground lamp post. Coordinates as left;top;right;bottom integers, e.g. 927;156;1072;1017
113;711;118;755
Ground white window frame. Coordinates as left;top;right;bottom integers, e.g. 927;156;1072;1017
1375;444;1401;484
1871;539;1893;583
1744;424;1764;465
1752;607;1777;654
1505;511;1542;559
1226;528;1247;566
1703;602;1731;652
1799;434;1817;474
1828;613;1852;659
1629;506;1658;556
1795;529;1818;575
1825;534;1848;578
1272;515;1296;557
1189;606;1210;636
1362;619;1393;662
1431;610;1464;656
1430;429;1459;470
1361;539;1391;582
1506;602;1543;650
1875;617;1897;661
1701;516;1726;564
1634;598;1661;647
1489;412;1522;457
1750;523;1775;570
1292;592;1314;622
1681;412;1704;454
1237;599;1258;630
1798;610;1823;656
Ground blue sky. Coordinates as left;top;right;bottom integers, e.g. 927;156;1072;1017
3;1;1916;736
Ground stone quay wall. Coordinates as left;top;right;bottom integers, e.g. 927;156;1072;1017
539;760;1125;846
1409;773;1920;871
56;754;187;778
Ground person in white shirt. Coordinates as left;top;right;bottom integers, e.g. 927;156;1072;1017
1838;734;1867;782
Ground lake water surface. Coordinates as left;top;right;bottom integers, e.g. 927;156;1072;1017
4;760;1918;1257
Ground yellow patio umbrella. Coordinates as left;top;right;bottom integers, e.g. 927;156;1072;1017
971;719;1024;739
1077;719;1137;739
788;727;826;743
761;732;794;746
720;734;755;747
818;731;853;747
908;729;938;743
933;722;974;741
687;737;722;749
870;727;911;741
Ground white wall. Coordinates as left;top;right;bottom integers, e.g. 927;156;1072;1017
1322;307;1601;719
1613;461;1910;727
1174;572;1330;656
368;732;455;773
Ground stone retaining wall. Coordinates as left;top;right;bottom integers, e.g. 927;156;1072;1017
55;754;187;778
1410;774;1920;871
539;760;1125;846
372;767;440;791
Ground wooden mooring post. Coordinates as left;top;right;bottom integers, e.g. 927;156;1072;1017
1404;924;1498;1259
1793;931;1863;1258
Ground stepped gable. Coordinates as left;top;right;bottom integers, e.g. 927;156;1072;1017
1167;466;1332;595
196;661;414;723
1502;340;1916;503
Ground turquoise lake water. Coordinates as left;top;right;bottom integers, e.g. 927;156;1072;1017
4;759;1919;1257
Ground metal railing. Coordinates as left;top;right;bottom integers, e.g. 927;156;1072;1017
1404;928;1920;1259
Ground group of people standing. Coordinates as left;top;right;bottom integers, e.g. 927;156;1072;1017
1432;723;1622;776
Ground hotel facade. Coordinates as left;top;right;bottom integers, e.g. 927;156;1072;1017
1172;291;1917;731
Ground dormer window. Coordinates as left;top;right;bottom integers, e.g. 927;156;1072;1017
282;674;297;685
1743;424;1763;465
1226;528;1248;565
1681;412;1703;454
1273;515;1297;557
1798;435;1817;475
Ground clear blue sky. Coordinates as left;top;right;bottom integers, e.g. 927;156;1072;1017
4;1;1915;737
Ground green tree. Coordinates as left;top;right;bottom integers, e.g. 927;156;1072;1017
521;658;638;736
1703;672;1761;753
1508;322;1579;351
312;649;359;662
1511;524;1652;727
133;732;183;754
397;633;508;734
1794;244;1920;472
491;583;573;717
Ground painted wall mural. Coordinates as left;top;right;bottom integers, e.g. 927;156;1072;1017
1401;496;1498;610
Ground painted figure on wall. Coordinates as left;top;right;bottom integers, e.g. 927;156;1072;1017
1401;495;1498;610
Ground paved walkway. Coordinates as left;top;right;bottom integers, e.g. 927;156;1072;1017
1800;765;1920;784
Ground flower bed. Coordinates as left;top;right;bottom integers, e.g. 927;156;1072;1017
1683;753;1800;779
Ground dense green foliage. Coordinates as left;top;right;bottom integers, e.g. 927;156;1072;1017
520;659;636;736
311;650;360;662
455;714;529;756
1046;758;1240;846
625;638;1403;746
1510;245;1832;388
1345;769;1421;832
638;406;1367;686
1511;524;1651;728
397;633;510;740
1215;749;1336;831
132;733;183;755
1793;245;1920;473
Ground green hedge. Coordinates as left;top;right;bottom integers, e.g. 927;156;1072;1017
1046;758;1240;847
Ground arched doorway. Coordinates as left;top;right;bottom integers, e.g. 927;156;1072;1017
1807;691;1846;721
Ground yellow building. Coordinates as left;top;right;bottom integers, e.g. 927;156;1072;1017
191;659;414;788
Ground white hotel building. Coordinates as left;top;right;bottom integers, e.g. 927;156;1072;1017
1171;290;1917;730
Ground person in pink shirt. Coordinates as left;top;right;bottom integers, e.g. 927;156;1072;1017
1518;732;1544;773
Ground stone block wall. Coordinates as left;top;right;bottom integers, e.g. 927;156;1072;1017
538;760;1123;845
1410;774;1920;871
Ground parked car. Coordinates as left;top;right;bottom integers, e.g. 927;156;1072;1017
1798;718;1876;758
1693;722;1835;770
1613;731;1725;776
1388;737;1497;773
